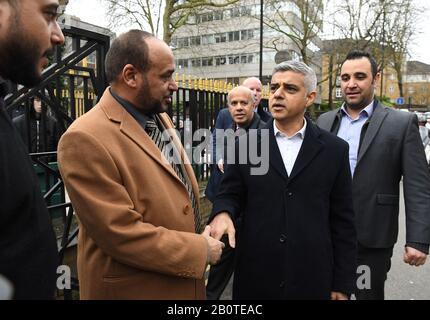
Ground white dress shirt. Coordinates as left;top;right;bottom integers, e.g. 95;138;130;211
274;118;307;176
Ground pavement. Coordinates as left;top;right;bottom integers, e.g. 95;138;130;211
385;182;430;300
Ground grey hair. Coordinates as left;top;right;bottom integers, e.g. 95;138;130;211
272;60;317;94
227;86;256;105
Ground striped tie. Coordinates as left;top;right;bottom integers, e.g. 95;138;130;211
145;116;202;233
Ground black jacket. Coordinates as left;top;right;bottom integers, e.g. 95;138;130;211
205;113;265;203
317;102;430;251
211;118;357;299
0;79;58;299
13;110;59;154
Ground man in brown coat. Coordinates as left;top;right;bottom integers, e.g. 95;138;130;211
58;30;223;300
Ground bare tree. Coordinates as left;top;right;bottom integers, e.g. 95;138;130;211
103;0;239;44
323;0;422;106
380;0;420;98
262;0;324;65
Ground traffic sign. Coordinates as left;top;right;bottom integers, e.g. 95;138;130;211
396;97;405;105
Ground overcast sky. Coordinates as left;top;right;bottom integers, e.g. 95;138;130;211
65;0;430;64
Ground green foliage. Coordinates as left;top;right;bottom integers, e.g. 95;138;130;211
377;95;395;107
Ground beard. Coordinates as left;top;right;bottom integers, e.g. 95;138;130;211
345;95;373;111
0;16;43;87
137;77;171;115
346;100;365;110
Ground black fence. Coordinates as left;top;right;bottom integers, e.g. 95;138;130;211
171;84;227;181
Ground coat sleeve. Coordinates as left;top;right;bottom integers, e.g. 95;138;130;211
212;110;226;163
402;114;430;245
329;143;357;294
58;129;208;280
209;147;245;223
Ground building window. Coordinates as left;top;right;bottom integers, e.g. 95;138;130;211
201;35;214;45
177;59;189;69
241;6;251;16
213;10;223;21
251;5;260;16
215;33;227;43
263;51;276;63
190;36;201;46
227;77;240;85
241;29;255;41
389;86;394;93
187;15;197;24
178;38;189;48
215;57;227;66
229;55;240;65
336;87;342;98
202;57;213;67
240;30;248;40
191;59;201;67
230;7;241;18
289;50;301;61
200;12;214;23
241;55;247;64
229;31;240;42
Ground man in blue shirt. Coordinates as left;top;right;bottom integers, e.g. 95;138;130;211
317;50;430;300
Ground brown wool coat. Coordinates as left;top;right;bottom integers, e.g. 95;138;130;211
58;88;207;300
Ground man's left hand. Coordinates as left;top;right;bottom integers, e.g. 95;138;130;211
404;246;427;266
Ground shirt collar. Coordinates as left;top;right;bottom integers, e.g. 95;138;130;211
341;100;374;120
110;88;151;130
274;117;307;140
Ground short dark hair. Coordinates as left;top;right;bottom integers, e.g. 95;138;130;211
342;50;379;78
105;30;153;84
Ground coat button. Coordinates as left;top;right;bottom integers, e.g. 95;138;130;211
183;204;191;215
280;234;287;243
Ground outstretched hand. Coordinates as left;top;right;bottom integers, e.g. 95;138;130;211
209;212;236;248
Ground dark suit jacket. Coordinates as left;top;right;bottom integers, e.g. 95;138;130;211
205;113;265;203
0;81;58;300
211;118;357;299
256;104;272;123
212;107;271;163
13;111;60;154
317;101;430;249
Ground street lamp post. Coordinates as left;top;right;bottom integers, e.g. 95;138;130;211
259;0;264;81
